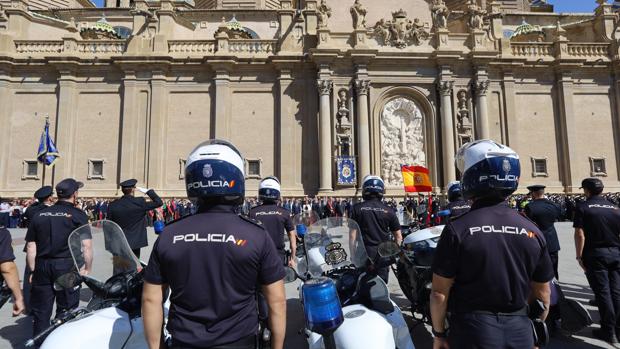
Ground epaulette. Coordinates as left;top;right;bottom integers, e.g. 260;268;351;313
239;214;264;229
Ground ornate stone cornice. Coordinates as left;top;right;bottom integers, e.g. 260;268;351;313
437;80;454;96
473;80;490;97
354;79;370;96
317;79;333;95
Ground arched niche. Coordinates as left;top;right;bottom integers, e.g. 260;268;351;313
370;86;437;191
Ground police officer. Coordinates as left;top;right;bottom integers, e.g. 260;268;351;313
0;224;25;316
22;186;54;314
249;176;296;267
443;181;471;219
107;179;163;259
349;175;402;283
25;178;92;335
525;184;562;279
142;140;286;349
574;177;620;345
430;140;554;349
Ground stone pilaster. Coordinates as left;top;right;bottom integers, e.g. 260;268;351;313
147;71;166;190
0;70;10;189
473;78;490;140
317;79;333;192
555;70;579;192
502;70;518;149
213;66;231;139
611;69;620;182
277;67;302;194
438;80;456;185
355;79;371;183
119;70;139;185
53;69;78;182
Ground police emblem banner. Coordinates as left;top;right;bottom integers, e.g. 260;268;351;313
337;157;356;185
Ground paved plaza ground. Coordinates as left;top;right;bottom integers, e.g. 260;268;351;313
0;222;616;348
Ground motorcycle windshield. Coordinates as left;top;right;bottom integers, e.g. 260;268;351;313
292;210;320;228
68;220;141;282
304;218;368;278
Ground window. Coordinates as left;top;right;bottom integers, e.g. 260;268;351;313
246;159;261;179
179;158;187;180
590;157;607;177
88;159;105;180
22;160;39;180
531;157;548;177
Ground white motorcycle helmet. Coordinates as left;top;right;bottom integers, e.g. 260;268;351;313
259;176;281;203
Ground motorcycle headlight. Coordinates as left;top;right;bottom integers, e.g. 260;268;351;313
405;240;430;253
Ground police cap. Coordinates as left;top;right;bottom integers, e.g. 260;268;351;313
580;177;604;191
55;178;84;198
527;184;546;193
34;186;53;200
119;179;138;188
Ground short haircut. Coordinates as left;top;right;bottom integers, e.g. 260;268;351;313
122;187;133;195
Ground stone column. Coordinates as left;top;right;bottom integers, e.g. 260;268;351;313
502;71;519;148
355;79;371;182
119;70;138;183
214;67;231;139
474;79;490;139
53;69;79;182
0;70;11;189
438;80;456;185
147;71;166;190
556;71;579;192
317;79;333;192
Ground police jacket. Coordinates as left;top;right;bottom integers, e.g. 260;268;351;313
22;202;48;228
25;201;89;259
249;203;294;255
349;198;400;258
432;199;554;313
525;198;562;253
445;200;472;219
573;195;620;254
107;190;163;250
143;205;285;348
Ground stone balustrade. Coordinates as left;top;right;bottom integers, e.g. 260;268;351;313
14;40;63;53
168;40;216;54
567;43;610;58
510;42;554;58
228;39;277;55
77;40;126;54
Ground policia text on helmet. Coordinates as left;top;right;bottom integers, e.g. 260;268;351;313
430;139;554;349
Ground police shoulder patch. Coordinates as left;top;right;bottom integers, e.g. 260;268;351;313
239;214;263;228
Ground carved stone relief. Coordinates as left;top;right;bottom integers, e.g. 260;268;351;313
456;89;473;147
336;88;353;157
350;0;368;30
466;0;485;31
381;97;426;186
373;10;430;48
431;0;449;30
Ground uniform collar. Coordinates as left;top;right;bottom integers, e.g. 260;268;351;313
471;197;507;211
197;204;239;214
55;200;75;207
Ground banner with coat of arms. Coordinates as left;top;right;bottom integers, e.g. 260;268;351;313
337;156;356;186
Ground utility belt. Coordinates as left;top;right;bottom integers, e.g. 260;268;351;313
170;334;256;349
453;306;528;317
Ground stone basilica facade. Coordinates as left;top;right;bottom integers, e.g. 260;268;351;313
0;0;619;198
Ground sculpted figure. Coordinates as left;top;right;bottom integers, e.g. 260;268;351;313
431;0;449;30
350;0;367;30
317;0;332;29
467;0;484;30
373;19;392;45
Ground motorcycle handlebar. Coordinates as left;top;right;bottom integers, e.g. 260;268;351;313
25;318;63;348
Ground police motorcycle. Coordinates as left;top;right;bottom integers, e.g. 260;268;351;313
292;210;321;276
26;220;153;349
394;224;443;324
286;217;414;349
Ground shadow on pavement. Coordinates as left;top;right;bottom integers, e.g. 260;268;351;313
0;315;31;348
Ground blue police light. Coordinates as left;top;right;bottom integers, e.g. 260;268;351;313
437;209;451;217
296;224;307;238
153;220;165;235
302;277;344;335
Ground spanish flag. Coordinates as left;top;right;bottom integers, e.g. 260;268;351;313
401;165;433;192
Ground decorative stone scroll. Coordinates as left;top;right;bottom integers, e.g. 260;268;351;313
373;9;430;48
380;97;426;186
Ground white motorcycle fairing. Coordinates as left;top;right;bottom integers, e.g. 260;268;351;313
403;225;444;246
40;307;147;349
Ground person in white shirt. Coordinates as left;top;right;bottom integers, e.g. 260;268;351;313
0;201;10;228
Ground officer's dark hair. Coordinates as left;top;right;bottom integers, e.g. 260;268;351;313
122;187;133;195
589;187;604;196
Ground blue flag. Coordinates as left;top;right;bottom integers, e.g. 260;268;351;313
37;119;59;166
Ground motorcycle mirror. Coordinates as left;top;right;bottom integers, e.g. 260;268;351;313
377;241;400;259
54;271;82;291
284;267;298;284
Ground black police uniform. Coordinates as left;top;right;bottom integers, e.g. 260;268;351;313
432;199;554;349
107;189;163;258
0;227;15;284
249;203;294;262
143;205;285;348
525;198;562;279
22;202;52;313
446;200;471;219
25;201;89;335
573;195;620;339
349;198;400;283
